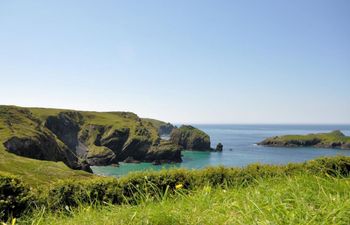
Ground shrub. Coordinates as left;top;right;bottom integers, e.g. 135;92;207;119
2;156;350;220
0;173;33;221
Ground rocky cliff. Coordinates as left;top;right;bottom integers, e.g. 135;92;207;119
258;130;350;150
170;125;211;150
0;106;183;172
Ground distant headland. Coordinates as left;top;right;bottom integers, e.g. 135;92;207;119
258;130;350;150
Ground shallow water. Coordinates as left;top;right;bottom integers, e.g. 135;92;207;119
92;124;350;177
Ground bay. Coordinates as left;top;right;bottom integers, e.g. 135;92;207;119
92;124;350;177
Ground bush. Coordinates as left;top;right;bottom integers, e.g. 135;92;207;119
44;156;350;209
2;156;350;220
46;177;122;209
0;173;33;221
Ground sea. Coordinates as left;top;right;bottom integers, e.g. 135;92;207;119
92;124;350;177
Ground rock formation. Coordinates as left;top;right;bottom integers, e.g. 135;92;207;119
216;143;223;151
170;125;211;150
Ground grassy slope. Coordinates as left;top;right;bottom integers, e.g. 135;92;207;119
261;130;350;147
142;118;167;130
0;152;92;187
0;106;161;186
176;125;208;138
0;106;93;186
30;107;159;142
24;173;350;225
277;130;350;142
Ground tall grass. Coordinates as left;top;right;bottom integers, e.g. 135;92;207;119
2;156;350;223
22;173;350;225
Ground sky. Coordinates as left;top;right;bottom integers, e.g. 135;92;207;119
0;0;349;124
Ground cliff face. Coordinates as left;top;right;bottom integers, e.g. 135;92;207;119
170;125;211;150
258;130;350;150
0;106;183;172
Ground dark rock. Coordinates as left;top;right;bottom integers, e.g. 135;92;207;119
45;112;83;149
146;141;182;163
86;147;117;166
74;161;93;173
152;160;161;165
216;143;223;152
124;156;141;163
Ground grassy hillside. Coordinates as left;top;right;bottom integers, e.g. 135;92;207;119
0;151;92;187
259;130;350;149
23;173;350;225
0;105;176;186
0;106;93;186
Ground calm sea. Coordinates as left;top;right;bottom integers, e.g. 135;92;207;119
92;124;350;177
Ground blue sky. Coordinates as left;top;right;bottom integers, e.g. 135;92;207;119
0;0;349;124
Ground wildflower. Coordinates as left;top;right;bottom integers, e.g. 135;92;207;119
175;184;183;189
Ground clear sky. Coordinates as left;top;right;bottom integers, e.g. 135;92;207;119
0;0;349;124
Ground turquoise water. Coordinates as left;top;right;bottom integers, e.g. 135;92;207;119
92;125;350;177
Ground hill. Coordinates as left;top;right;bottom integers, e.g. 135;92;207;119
258;130;350;149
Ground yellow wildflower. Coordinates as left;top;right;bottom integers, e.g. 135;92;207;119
175;184;183;189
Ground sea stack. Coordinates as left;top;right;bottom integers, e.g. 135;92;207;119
216;143;223;152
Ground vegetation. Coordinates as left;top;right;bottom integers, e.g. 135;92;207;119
1;156;350;223
259;130;350;149
23;173;350;225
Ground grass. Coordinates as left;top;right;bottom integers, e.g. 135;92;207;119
280;130;350;142
22;173;350;225
0;150;93;187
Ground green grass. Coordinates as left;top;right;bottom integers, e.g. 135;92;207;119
279;130;350;142
141;118;167;129
23;173;350;225
0;150;93;187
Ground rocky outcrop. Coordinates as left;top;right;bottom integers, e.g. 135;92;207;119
45;111;84;149
258;130;350;150
216;143;223;152
146;141;182;163
170;125;211;150
3;133;92;173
